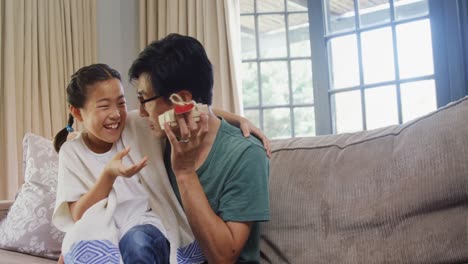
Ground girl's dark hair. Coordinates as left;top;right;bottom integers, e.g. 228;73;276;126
128;33;213;105
53;63;121;152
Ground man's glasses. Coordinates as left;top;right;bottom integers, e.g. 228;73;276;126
137;93;161;111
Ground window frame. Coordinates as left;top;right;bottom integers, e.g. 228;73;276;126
241;0;315;138
310;0;440;135
240;0;465;136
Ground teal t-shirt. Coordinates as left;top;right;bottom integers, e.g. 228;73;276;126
165;119;270;263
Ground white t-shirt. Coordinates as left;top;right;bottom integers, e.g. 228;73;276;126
59;133;166;239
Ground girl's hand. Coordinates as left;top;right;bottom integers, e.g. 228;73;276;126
212;108;271;158
239;118;272;159
104;146;148;178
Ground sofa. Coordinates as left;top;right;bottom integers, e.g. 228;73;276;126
1;96;468;263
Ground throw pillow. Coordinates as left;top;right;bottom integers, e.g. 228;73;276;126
0;133;64;259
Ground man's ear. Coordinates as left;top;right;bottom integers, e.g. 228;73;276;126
70;105;84;122
177;90;193;102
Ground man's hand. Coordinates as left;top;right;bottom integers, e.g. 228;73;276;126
164;111;209;176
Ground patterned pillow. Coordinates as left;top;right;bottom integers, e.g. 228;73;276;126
0;133;64;259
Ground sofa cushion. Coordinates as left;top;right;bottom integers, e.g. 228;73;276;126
0;133;64;260
0;249;56;264
261;96;468;263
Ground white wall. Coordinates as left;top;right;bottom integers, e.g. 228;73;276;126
96;0;140;110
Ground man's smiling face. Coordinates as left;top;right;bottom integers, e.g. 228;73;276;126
135;73;172;137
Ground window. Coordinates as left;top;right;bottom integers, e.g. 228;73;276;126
240;0;315;139
240;0;442;137
322;0;436;134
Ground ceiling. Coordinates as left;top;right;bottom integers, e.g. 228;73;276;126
240;0;411;34
329;0;390;15
240;0;394;15
241;0;309;34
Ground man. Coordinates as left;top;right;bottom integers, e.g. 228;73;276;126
129;33;270;263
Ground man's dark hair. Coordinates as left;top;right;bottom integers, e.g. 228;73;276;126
128;33;214;105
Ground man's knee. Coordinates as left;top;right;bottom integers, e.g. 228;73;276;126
120;226;151;250
119;224;170;263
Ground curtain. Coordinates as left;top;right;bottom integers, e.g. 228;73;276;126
459;0;468;96
138;0;242;114
0;0;97;199
430;0;468;106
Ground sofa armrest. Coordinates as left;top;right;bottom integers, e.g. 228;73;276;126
0;200;14;222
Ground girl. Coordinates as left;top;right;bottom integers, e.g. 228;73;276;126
53;63;269;264
53;64;169;263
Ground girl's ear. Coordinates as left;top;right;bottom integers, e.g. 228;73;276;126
70;105;84;122
177;90;193;102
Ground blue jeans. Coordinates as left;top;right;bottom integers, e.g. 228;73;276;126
119;224;170;264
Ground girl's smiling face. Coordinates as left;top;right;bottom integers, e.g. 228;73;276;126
73;78;127;153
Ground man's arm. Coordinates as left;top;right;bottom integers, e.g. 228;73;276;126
166;110;269;263
176;171;252;263
164;113;253;263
